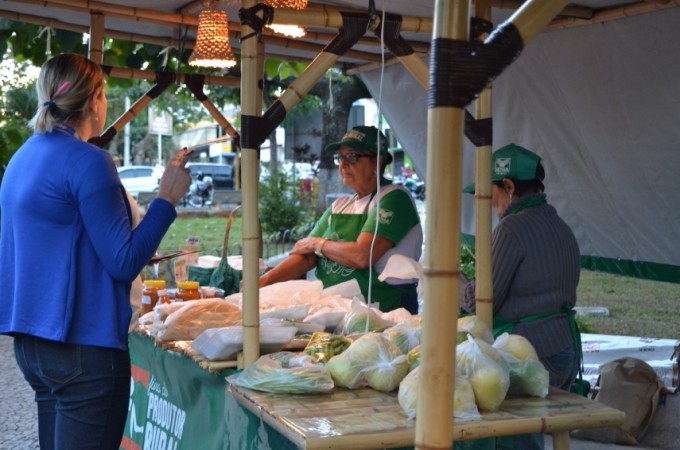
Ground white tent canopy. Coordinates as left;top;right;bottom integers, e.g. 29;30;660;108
1;0;677;281
359;7;680;282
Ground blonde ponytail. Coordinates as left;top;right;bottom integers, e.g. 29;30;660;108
29;53;105;133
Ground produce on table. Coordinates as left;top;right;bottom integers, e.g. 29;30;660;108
326;332;408;391
303;331;353;363
397;366;480;421
407;345;420;371
227;352;334;394
457;315;494;344
456;335;510;411
337;298;394;335
383;318;422;354
503;354;550;398
492;332;540;361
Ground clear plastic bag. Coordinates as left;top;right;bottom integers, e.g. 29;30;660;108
227;352;334;394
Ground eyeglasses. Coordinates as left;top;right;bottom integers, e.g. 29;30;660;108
333;152;376;165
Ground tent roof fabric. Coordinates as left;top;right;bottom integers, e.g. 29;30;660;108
1;0;678;280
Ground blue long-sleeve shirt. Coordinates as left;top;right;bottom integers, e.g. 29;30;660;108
0;128;176;350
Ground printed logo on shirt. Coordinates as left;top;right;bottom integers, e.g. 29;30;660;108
379;208;395;225
494;157;511;176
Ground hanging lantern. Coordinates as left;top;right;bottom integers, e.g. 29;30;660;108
263;0;308;37
189;8;237;69
264;0;308;9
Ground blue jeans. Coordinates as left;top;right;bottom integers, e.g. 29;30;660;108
13;334;131;450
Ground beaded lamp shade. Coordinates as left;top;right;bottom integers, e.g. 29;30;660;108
189;9;237;69
263;0;308;37
264;0;308;8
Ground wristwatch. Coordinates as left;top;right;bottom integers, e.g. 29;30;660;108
315;238;327;257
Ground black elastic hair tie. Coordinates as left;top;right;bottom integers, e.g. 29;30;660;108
43;100;57;110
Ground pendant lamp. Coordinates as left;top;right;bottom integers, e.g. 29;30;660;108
189;8;237;69
263;0;308;38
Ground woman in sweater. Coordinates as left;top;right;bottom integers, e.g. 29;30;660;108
460;144;581;450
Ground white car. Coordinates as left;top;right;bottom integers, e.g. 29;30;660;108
117;165;164;197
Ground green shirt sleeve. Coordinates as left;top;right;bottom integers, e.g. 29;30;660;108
309;206;332;238
362;188;420;244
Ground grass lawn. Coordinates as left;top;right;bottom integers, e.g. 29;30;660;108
160;216;680;340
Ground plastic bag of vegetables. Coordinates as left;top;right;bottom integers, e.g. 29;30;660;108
227;352;334;394
303;331;353;363
335;297;394;336
457;315;494;344
397;366;481;421
383;318;421;354
456;335;510;411
326;333;408;391
492;332;540;361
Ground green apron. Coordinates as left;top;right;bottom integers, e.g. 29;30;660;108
494;304;589;396
314;192;412;312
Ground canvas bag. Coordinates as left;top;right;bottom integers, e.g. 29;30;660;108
572;357;665;445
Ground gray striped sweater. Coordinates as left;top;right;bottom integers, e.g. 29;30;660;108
461;194;581;358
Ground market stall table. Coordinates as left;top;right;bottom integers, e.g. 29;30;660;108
229;384;626;450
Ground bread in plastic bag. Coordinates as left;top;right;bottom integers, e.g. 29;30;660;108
191;326;297;361
398;366;481;421
227;352;334;394
150;299;242;342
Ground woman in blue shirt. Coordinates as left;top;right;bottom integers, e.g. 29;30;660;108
0;53;192;450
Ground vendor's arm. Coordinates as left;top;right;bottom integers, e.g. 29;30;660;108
259;253;316;287
290;232;394;269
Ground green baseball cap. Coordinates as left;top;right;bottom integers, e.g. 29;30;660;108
463;144;541;194
325;126;392;163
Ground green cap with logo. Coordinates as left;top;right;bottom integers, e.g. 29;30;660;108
463;143;541;194
325;126;392;163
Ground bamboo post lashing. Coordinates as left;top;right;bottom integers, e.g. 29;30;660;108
240;0;263;368
472;0;494;337
416;0;469;448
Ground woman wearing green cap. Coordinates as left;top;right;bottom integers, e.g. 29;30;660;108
460;143;581;450
260;126;423;313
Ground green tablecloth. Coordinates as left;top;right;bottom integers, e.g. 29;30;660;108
121;333;298;450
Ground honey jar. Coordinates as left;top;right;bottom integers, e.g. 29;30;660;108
142;280;167;315
175;281;201;301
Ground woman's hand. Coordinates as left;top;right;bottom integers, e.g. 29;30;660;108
157;148;193;206
290;237;323;256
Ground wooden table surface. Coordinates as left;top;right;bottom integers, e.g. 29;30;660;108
230;385;625;450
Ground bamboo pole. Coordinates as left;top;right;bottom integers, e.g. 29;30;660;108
416;1;468;448
88;13;105;64
240;0;262;369
472;0;494;338
103;66;240;87
506;0;573;45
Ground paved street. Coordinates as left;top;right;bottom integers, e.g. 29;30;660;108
0;335;39;449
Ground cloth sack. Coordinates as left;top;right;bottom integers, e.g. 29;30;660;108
572;357;666;445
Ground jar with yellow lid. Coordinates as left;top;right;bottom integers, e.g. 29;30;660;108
175;281;201;301
142;280;168;315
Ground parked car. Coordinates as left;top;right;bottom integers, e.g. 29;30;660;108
186;162;235;190
117;165;163;197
